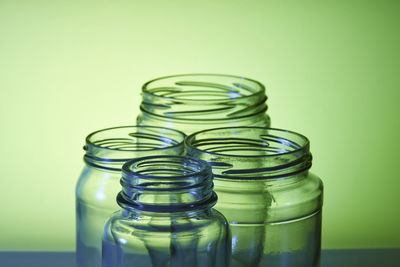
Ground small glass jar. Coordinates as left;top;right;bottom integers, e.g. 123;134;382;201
102;155;231;267
137;74;270;134
186;127;323;267
76;126;186;267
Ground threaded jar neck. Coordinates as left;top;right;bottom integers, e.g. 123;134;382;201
140;74;268;121
185;127;312;180
83;126;185;171
118;156;217;212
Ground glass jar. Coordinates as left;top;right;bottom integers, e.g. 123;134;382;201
102;155;231;267
76;126;186;267
137;74;270;134
185;127;323;267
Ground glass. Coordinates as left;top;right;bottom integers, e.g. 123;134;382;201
186;127;323;267
102;155;231;267
76;126;186;267
137;74;270;134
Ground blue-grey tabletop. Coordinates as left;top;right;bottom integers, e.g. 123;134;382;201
0;249;399;267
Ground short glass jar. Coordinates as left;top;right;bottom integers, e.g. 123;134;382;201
75;126;185;267
102;155;231;267
186;127;323;267
137;74;270;134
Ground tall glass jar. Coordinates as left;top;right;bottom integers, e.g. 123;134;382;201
76;126;186;267
185;127;323;267
137;74;270;134
102;155;231;267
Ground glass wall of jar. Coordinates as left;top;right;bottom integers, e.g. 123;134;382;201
137;74;270;134
102;155;231;267
76;126;185;267
185;127;323;267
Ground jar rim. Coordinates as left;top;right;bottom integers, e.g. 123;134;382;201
142;73;266;101
85;125;186;153
185;126;310;158
120;156;215;212
122;155;212;181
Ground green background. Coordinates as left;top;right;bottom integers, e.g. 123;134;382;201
0;0;399;251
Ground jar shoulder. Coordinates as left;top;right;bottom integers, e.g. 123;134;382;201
76;166;121;202
213;171;323;222
103;209;230;258
104;209;228;242
137;112;270;134
268;172;323;203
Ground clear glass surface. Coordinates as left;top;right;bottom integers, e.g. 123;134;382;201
102;156;231;267
186;127;324;267
75;126;186;267
137;74;270;134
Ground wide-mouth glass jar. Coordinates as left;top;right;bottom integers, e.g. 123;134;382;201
103;155;231;267
137;74;270;134
75;126;185;267
185;126;323;267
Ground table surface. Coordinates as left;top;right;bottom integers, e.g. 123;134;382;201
0;249;399;267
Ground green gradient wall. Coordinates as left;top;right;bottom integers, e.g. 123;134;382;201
0;0;399;251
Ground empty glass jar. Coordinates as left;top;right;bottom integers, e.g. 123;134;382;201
137;74;270;134
102;155;231;267
76;126;185;267
186;127;323;267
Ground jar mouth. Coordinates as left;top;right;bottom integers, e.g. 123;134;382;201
185;127;312;180
86;125;185;153
140;74;268;121
142;73;266;101
185;126;309;158
119;156;216;212
122;155;212;189
83;126;186;170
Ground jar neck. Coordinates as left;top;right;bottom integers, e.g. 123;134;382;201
118;156;217;213
83;126;185;171
137;111;271;135
140;73;268;121
186;127;312;180
119;206;213;218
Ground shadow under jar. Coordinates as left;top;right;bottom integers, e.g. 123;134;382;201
137;74;270;134
185;127;324;267
76;126;185;267
102;156;231;267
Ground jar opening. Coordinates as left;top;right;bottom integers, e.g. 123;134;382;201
185;127;312;180
143;74;265;100
140;74;268;121
119;156;216;212
122;156;211;190
83;126;185;170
